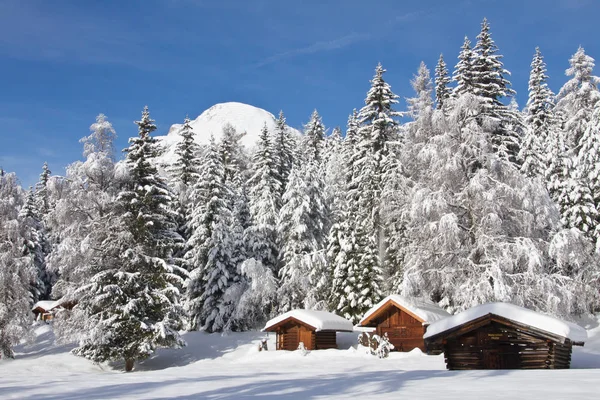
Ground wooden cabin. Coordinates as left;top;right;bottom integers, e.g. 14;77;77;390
263;309;353;351
31;298;75;321
424;302;587;370
357;295;450;352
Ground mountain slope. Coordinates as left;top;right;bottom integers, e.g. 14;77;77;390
155;102;298;167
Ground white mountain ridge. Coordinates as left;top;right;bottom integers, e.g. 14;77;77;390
155;102;300;167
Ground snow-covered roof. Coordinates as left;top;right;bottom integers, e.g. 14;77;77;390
424;302;587;343
32;300;60;312
358;295;451;326
263;309;354;332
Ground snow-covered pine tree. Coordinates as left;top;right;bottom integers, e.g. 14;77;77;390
277;162;328;311
471;18;515;107
35;162;52;216
398;93;593;317
471;18;519;164
556;46;600;153
555;47;600;241
199;194;244;333
0;171;35;358
247;123;280;273
328;112;359;314
334;65;400;321
381;62;434;292
46;114;119;304
220;123;248;185
18;188;49;302
303;109;326;165
72;106;185;372
521;48;556;178
185;135;227;330
435;54;451;110
271;111;295;197
453;36;476;97
169;116;201;187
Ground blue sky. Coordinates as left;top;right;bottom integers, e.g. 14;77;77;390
1;0;599;186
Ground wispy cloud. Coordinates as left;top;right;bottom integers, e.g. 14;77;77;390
252;32;370;68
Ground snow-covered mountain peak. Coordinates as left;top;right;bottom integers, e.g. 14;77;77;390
155;102;295;167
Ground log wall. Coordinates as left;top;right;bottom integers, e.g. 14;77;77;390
441;321;573;370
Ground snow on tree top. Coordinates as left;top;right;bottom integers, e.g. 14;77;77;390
358;295;451;326
424;302;588;343
263;309;354;332
155;102;300;167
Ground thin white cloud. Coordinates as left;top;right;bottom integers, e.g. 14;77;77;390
252;32;371;68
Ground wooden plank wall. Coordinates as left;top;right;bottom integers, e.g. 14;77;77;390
315;331;337;350
442;321;573;370
377;307;426;352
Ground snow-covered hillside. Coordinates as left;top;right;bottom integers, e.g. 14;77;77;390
155;102;299;167
1;316;599;399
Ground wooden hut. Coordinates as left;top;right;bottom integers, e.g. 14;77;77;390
31;298;75;321
424;303;587;370
357;295;450;352
263;310;353;351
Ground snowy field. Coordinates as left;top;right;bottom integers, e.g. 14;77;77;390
1;316;600;400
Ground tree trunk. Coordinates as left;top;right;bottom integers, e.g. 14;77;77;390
125;358;134;372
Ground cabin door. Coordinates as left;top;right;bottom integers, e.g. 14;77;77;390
299;328;313;350
482;346;519;369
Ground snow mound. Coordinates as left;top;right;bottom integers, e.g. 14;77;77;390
358;295;451;326
155;102;298;167
424;302;588;343
263;310;354;332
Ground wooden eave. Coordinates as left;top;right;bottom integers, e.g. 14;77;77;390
359;299;426;327
424;313;575;346
263;316;318;333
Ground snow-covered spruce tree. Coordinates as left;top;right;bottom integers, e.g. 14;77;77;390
277;162;328;312
435;54;451;110
521;48;556;178
72;106;185;372
35;162;52;216
471;18;519;165
169;116;201;187
18;189;49;302
271;111;296;197
46;114;119;303
577;103;600;246
555;47;600;241
556;46;600;153
381;62;434;292
303;109;326;165
220;123;248;185
328;111;359;315
399;93;591;316
199;195;244;333
0;171;35;358
185;135;227;330
332;65;400;322
453;36;476;98
247;123;280;273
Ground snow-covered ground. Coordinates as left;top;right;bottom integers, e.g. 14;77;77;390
1;316;600;399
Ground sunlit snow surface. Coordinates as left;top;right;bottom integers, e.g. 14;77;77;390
1;316;599;399
154;102;300;168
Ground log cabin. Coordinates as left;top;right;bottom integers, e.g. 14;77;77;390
356;295;450;352
263;310;353;351
31;298;76;321
424;302;587;370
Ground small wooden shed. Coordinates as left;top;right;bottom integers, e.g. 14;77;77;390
424;302;587;370
357;295;450;352
31;298;75;321
263;309;353;351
